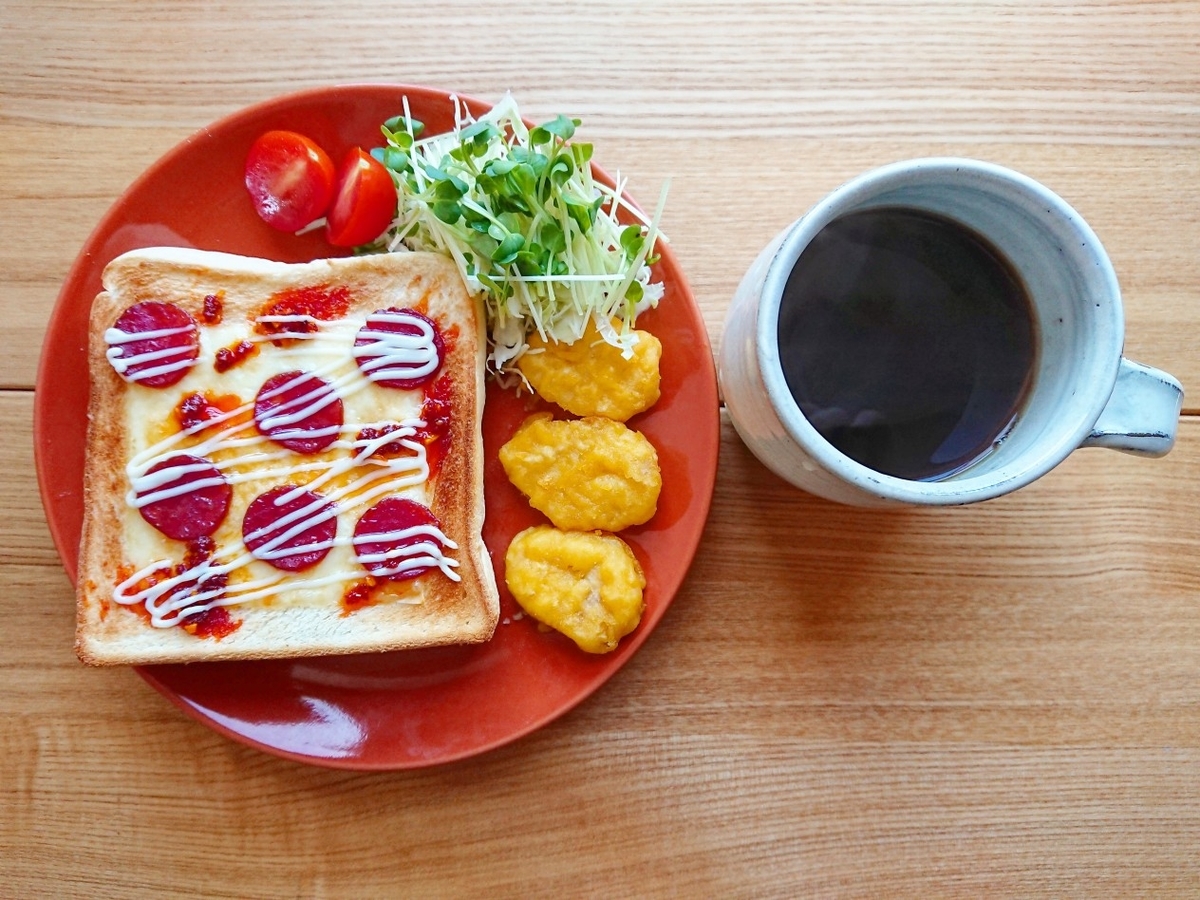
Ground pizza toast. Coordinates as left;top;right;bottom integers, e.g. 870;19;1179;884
76;247;499;665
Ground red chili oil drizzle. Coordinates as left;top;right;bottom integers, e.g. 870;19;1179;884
183;535;216;568
341;578;377;615
118;538;237;639
176;537;237;638
182;606;240;640
214;339;257;372
441;323;460;354
355;423;410;456
175;391;242;431
202;292;225;324
113;565;153;623
414;374;454;476
353;375;453;475
255;284;353;339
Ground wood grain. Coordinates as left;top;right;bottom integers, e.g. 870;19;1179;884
4;392;1200;895
3;0;1199;896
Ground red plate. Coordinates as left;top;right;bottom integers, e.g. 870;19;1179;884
34;85;719;769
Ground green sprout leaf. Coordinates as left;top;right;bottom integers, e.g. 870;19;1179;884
492;232;525;265
381;147;410;171
460;119;500;149
549;153;574;186
484;157;520;177
571;143;594;166
620;224;645;257
539;220;567;255
384;114;425;136
422;164;468;194
531;114;579;145
434;178;464;200
365;96;667;376
432;201;462;224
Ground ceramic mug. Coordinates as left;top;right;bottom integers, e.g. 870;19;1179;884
719;158;1183;506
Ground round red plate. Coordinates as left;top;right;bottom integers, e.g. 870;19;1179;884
34;85;719;769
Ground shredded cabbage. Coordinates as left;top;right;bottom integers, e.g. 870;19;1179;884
364;94;667;378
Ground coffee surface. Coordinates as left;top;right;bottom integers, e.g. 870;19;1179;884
778;207;1036;481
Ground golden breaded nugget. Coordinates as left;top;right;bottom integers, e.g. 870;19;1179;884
499;413;661;531
505;526;645;653
518;319;661;421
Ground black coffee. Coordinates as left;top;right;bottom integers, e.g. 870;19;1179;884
778;207;1036;481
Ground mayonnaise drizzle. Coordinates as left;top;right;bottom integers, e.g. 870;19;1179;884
354;524;461;581
129;458;227;508
353;311;440;382
116;310;452;627
105;322;197;382
256;373;341;432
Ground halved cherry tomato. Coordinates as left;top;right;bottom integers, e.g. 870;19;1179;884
326;147;397;247
244;130;335;232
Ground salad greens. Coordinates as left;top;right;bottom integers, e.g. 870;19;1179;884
365;94;667;376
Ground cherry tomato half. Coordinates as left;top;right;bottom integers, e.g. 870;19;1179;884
244;130;336;232
326;147;397;247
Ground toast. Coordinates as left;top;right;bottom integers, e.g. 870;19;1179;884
76;247;499;665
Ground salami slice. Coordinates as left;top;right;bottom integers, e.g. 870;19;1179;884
253;370;343;454
133;454;231;540
105;301;199;388
352;497;458;581
242;485;338;572
353;308;444;389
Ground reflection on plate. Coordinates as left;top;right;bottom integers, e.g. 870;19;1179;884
34;84;719;770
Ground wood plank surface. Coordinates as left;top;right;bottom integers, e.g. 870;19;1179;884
4;390;1200;895
2;0;1199;896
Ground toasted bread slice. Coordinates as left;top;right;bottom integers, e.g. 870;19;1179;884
77;247;498;665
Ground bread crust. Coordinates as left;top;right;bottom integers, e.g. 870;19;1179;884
76;248;498;665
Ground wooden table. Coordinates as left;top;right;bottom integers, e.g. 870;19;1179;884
4;2;1199;895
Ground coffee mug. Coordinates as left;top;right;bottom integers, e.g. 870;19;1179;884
719;158;1183;506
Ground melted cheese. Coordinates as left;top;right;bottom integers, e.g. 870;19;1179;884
115;309;456;627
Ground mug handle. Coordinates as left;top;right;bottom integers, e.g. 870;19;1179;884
1082;358;1183;456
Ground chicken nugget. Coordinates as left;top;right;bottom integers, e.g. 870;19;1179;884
505;526;645;653
499;413;661;531
518;319;661;421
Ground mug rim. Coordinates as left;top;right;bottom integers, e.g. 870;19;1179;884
755;156;1125;504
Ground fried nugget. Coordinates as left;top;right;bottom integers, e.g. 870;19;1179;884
499;413;661;531
517;319;661;421
505;526;645;653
